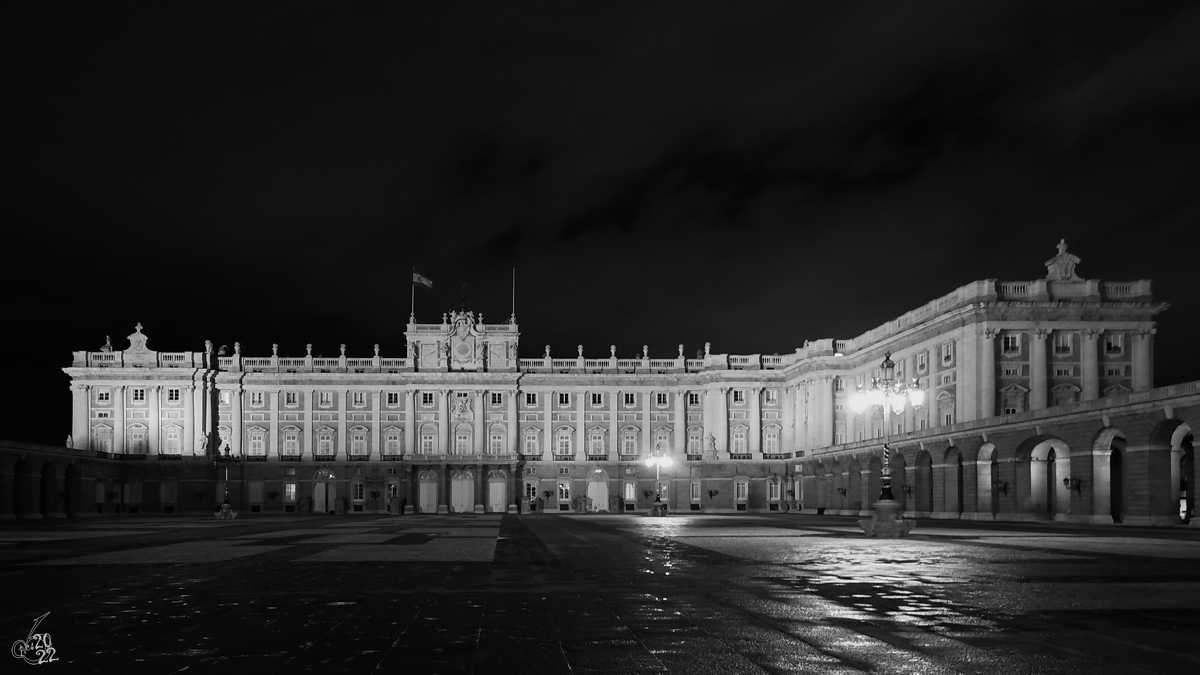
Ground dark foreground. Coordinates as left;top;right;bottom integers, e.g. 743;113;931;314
2;513;1199;674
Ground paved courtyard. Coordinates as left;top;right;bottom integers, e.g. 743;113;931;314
2;513;1199;673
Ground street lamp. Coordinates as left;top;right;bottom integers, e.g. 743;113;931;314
849;351;924;537
212;441;243;519
645;443;674;505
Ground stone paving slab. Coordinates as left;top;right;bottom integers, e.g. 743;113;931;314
973;535;1200;558
0;530;153;541
620;526;825;537
291;533;403;544
291;539;498;562
396;527;501;537
30;540;290;564
227;528;380;538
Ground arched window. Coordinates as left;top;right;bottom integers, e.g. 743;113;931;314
731;426;747;454
588;428;605;455
248;427;267;456
383;427;402;456
555;428;572;456
350;426;368;456
763;426;781;454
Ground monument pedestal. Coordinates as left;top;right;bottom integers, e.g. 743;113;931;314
858;499;913;538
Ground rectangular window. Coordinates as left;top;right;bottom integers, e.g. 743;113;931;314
765;390;778;404
524;434;539;454
167;388;180;403
591;392;603;406
691;482;701;501
833;379;844;393
1002;334;1020;354
457;391;469;400
317;432;333;456
319;391;333;407
129;428;148;454
1054;367;1074;377
163;427;181;454
944;412;954;425
732;390;745;404
656;392;668;406
558;392;570;407
283;432;299;455
623;392;635;407
455;432;469;455
623;482;636;502
220;391;231;405
589;433;604;454
489;433;503;455
250;391;264;407
731;429;747;453
352;392;366;407
768;481;781;501
622;432;638;455
249;433;265;456
1054;332;1072;355
387;392;400;406
421;434;434;454
918;418;928;430
97;387;110;403
941;342;954;364
940;373;954;385
1105;367;1123;377
132;388;145;403
384;430;401;456
285;391;298;407
352;431;367;455
526;392;538;406
916;352;928;372
1105;333;1124;355
735;481;748;501
491;392;503;406
836;432;846;444
353;483;364;501
284;483;296;502
687;430;700;455
1003;366;1021;377
688;392;700;406
423;392;435;406
558;483;570;501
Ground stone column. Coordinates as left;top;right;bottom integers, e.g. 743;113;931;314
184;385;195;456
473;464;484;513
335;389;347;461
609;389;620;460
716;387;729;456
958;330;978;422
543;390;553;459
405;390;416;458
192;381;206;456
641;390;652;457
1081;329;1100;401
701;389;713;450
304;388;316;461
474;390;486;455
71;384;88;450
149;385;161;455
268;391;279;459
370;391;380;460
439;390;450;456
749;386;763;459
673;390;686;458
1030;329;1049;410
782;386;794;454
232;389;244;456
114;385;126;454
817;377;834;447
576;390;586;459
506;390;518;457
980;329;997;418
1132;328;1155;391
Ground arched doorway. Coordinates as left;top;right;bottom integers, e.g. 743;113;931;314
63;464;81;516
866;455;881;508
1015;436;1070;521
418;470;438;513
13;460;31;518
312;469;336;514
915;451;933;515
1181;432;1194;523
486;470;508;513
1146;420;1191;524
585;469;610;512
847;459;862;513
41;462;59;517
450;470;474;512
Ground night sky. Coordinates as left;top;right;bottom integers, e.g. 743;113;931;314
4;2;1199;445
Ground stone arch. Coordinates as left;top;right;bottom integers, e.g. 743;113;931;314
40;461;59;517
812;460;826;512
976;442;1000;517
1143;420;1192;524
830;459;844;512
892;452;908;512
1014;435;1070;520
63;463;81;516
847;458;863;512
1091;427;1127;524
866;454;882;507
914;450;933;515
943;446;964;516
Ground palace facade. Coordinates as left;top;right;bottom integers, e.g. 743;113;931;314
33;241;1196;525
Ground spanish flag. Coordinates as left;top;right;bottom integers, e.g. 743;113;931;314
412;271;433;289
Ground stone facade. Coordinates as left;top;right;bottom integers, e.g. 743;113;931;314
11;243;1186;522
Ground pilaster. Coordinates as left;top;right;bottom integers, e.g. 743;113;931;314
980;328;997;418
405;390;416;460
149;385;161;455
1030;329;1049;410
1081;329;1100;401
114;385;125;454
749;386;763;459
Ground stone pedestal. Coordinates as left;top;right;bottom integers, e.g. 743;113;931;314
216;503;238;520
648;503;668;517
858;499;913;537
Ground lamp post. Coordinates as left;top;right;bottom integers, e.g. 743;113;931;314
212;442;243;519
848;351;924;537
645;442;674;514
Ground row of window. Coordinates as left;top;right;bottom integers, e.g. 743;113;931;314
526;479;775;503
1000;365;1130;377
1000;332;1126;356
94;387;183;404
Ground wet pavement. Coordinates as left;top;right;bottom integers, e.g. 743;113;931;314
2;514;1198;673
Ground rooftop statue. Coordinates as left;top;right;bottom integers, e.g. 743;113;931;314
1045;239;1082;281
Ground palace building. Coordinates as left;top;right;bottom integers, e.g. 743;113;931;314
7;241;1191;524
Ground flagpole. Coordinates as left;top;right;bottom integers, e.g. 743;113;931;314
410;268;416;321
510;267;516;323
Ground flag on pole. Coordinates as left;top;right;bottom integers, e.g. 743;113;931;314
412;271;433;289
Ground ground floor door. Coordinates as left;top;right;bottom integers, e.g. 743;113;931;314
488;482;506;513
419;482;437;513
313;482;336;514
451;478;472;513
587;481;609;512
